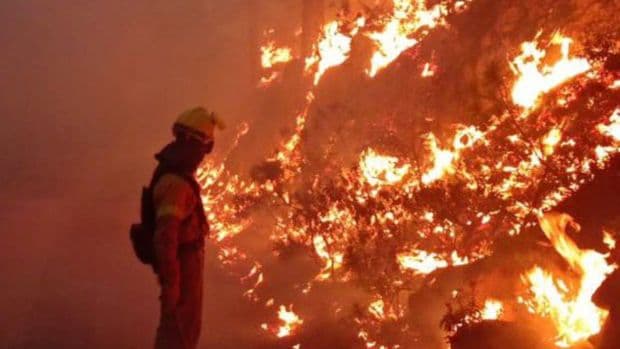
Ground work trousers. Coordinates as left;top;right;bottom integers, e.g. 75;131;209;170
155;249;204;349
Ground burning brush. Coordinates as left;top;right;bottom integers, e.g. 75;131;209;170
198;1;620;348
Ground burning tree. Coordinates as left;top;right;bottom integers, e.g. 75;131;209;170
197;1;620;348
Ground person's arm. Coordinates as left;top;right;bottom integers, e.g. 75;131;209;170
152;175;195;313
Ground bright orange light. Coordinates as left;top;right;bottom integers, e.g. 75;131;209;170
276;305;304;338
366;0;450;77
421;62;435;77
597;108;620;141
511;33;591;109
360;148;411;186
522;213;616;347
481;299;504;320
306;19;365;85
260;41;292;69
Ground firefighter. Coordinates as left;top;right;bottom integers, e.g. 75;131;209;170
153;107;224;349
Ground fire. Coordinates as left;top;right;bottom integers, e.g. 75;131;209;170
421;62;435;77
306;19;364;85
480;299;504;320
597;108;620;141
260;41;293;69
368;299;386;320
264;305;304;338
421;126;485;185
367;20;417;78
397;250;449;275
542;127;563;157
511;33;591;109
360;148;411;186
197;2;620;345
397;250;469;275
421;133;455;185
522;213;616;347
313;234;344;281
603;230;616;251
366;0;452;77
277;305;304;337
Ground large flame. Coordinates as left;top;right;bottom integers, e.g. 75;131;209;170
196;2;620;345
511;33;591;109
306;18;365;85
522;213;616;347
366;0;451;77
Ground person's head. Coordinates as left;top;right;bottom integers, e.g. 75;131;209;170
173;106;225;153
159;107;225;172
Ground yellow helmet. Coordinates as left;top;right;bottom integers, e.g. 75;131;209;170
174;107;226;140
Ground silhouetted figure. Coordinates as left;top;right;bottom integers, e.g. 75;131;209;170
132;107;224;349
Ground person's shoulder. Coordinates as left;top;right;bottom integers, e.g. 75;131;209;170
153;173;194;198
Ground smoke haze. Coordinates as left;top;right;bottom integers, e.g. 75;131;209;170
0;1;274;347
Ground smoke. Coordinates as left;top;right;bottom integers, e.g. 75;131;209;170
0;1;268;348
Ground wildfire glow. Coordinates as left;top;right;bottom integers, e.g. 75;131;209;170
366;0;451;77
261;41;293;69
421;62;436;77
368;299;386;320
597;108;620;141
481;299;504;320
397;250;469;275
522;213;616;347
542;127;563;157
276;305;304;338
313;234;344;281
202;7;620;347
511;33;591;109
421;126;485;185
360;149;411;186
306;19;364;85
603;230;617;251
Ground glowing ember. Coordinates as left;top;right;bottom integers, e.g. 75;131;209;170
258;71;281;87
522;213;616;347
421;62;436;77
368;299;386;320
511;33;591;109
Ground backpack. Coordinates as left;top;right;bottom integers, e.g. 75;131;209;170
130;166;207;269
